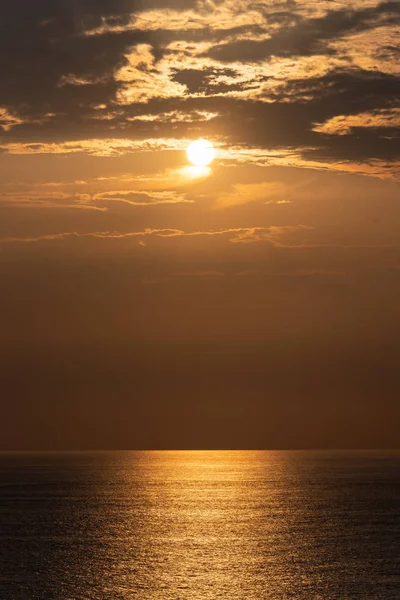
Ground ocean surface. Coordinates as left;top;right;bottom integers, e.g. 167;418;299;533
0;451;399;600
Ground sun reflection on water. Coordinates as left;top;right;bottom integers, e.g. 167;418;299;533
5;451;399;599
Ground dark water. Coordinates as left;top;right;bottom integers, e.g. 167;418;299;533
1;451;399;600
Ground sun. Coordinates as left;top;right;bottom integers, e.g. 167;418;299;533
187;139;215;167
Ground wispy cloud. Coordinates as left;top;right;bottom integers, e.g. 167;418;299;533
216;182;287;207
0;107;23;131
0;138;189;157
313;108;400;135
92;190;192;206
0;225;309;246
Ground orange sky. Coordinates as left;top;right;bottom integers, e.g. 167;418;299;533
0;0;399;449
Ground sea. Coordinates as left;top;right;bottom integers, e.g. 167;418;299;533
0;451;399;600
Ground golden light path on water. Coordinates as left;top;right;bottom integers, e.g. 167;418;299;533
77;451;399;599
3;450;400;599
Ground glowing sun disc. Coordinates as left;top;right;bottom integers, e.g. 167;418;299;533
187;139;215;167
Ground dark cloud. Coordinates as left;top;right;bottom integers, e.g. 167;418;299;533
207;1;400;62
0;1;398;171
303;131;400;163
375;43;400;61
171;68;256;95
203;70;400;160
273;69;400;110
0;2;263;125
0;0;201;117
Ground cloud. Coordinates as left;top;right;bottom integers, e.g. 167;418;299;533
115;44;186;104
207;1;400;62
0;1;397;178
82;2;267;36
0;107;23;131
128;109;218;123
92;189;192;206
0;187;190;210
313;108;400;135
0;225;308;246
0;190;105;211
0;138;188;157
216;181;287;207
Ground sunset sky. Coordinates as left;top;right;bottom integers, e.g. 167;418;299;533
1;0;399;450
